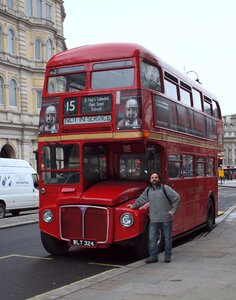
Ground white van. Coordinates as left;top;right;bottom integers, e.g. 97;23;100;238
0;158;39;218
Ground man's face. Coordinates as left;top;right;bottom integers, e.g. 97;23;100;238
150;173;160;185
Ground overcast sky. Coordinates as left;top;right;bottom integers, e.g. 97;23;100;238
63;0;236;116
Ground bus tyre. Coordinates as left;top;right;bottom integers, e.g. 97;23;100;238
41;231;70;255
206;199;215;232
0;203;6;219
134;223;149;259
134;223;164;259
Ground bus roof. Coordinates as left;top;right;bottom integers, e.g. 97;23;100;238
47;42;218;101
47;43;157;67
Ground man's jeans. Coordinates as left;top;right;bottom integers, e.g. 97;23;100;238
149;221;173;258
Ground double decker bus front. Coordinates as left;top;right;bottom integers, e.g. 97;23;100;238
38;44;156;256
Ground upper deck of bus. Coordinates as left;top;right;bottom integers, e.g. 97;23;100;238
45;42;220;106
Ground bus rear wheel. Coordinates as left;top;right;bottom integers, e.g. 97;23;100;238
205;199;215;232
41;231;70;255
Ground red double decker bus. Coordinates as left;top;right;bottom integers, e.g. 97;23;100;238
38;43;223;258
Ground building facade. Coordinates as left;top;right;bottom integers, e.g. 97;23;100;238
0;0;66;169
223;114;236;168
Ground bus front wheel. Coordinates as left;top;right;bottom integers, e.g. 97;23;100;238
41;231;70;255
134;222;164;259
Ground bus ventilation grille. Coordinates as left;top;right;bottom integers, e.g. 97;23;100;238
60;206;108;243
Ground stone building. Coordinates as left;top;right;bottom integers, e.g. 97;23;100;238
223;114;236;168
0;0;66;169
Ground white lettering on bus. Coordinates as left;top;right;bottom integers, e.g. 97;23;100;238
63;115;112;125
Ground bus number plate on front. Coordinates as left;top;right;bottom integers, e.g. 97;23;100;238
72;239;97;248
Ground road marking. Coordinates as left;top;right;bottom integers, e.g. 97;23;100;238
216;204;236;224
0;254;53;260
89;262;123;268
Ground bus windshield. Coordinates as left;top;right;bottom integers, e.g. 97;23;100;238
91;60;134;89
47;65;86;93
41;143;80;184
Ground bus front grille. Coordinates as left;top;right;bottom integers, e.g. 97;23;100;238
60;205;108;243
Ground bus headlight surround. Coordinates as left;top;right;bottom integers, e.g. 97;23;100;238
120;213;134;227
42;210;54;223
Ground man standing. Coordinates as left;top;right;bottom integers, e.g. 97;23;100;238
127;171;180;263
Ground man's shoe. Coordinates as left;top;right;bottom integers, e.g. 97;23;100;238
165;256;171;263
145;256;158;264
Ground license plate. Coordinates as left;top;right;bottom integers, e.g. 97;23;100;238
72;239;97;248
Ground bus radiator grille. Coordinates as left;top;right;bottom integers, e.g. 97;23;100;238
60;206;108;243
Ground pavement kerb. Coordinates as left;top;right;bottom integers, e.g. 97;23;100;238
28;260;146;300
0;220;38;229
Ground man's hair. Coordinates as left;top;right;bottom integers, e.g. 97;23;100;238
148;171;162;183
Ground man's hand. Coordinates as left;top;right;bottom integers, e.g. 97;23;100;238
169;211;174;217
127;204;133;208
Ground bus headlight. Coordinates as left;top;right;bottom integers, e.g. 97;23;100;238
120;213;134;227
42;210;54;223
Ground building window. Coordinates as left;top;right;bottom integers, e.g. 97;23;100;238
46;3;52;21
0;77;3;104
26;0;33;17
36;0;42;18
8;29;15;55
9;79;17;106
7;0;14;9
36;90;42;109
35;39;42;60
46;39;52;60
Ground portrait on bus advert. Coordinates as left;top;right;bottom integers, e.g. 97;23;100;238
39;98;59;134
116;90;142;130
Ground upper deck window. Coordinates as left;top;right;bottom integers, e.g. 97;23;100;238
164;79;178;100
93;60;133;70
192;89;202;111
203;96;212;116
48;66;86;94
180;88;191;106
212;100;219;119
180;82;192;106
140;62;161;91
91;60;134;89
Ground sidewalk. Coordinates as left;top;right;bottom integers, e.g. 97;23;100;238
218;179;236;188
0;211;38;229
28;207;236;300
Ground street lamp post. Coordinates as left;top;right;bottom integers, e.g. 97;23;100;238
186;70;201;84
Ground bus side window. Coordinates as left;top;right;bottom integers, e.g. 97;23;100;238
168;155;181;178
183;155;193;177
196;158;206;176
140;62;162;91
206;157;214;176
146;145;161;174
